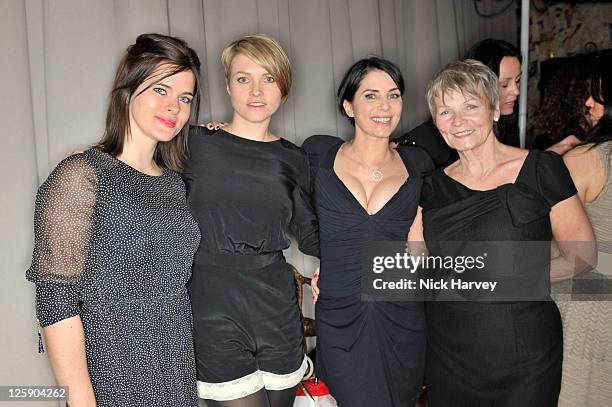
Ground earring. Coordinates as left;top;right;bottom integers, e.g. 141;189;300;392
494;116;499;122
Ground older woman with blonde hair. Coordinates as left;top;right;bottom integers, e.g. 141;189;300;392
408;59;596;406
183;34;318;407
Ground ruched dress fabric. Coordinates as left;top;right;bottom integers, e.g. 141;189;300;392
302;135;434;407
420;150;577;407
183;128;319;401
557;141;612;407
27;148;201;407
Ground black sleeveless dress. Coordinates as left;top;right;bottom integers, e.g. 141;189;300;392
303;135;433;407
420;150;576;407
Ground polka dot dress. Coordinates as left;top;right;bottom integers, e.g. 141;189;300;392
27;147;201;407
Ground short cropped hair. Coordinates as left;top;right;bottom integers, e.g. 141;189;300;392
466;38;522;76
98;33;201;172
426;59;499;123
221;34;292;100
337;57;404;126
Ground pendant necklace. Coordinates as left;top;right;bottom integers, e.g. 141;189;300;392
346;143;393;182
366;163;387;182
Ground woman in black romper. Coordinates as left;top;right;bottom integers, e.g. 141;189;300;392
184;34;318;407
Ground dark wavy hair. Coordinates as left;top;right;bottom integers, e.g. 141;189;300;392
466;39;522;146
466;38;522;76
532;56;592;147
98;33;201;172
337;57;404;126
585;53;612;147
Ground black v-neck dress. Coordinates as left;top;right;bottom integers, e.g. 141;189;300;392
420;150;576;406
303;135;434;407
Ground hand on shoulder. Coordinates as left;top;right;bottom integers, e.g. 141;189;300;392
199;121;228;130
546;135;582;156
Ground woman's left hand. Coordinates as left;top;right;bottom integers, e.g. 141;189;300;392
546;135;581;155
200;121;228;131
311;267;320;304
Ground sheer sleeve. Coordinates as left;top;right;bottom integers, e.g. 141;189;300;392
26;153;98;327
289;152;320;258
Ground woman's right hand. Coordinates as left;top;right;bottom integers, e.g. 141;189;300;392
311;267;320;304
546;135;581;155
44;316;97;407
200;121;227;130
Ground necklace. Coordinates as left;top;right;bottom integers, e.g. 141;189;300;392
344;143;393;182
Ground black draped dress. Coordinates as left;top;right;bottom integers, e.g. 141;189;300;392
183;128;319;401
303;135;433;407
420;150;576;407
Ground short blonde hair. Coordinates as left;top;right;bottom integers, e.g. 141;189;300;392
426;59;499;122
221;34;292;100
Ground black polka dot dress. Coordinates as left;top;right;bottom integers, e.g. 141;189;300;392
27;148;201;407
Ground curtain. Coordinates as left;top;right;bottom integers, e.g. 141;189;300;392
1;0;516;397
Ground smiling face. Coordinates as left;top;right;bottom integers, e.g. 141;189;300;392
434;88;500;152
128;64;195;146
226;53;282;125
342;69;402;139
498;56;521;115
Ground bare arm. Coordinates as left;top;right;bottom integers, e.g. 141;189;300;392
549;145;604;281
550;195;597;282
546;135;581;156
44;316;96;406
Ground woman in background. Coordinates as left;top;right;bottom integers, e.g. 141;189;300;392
401;38;578;165
532;55;592;150
467;39;581;154
465;38;523;147
303;57;433;407
417;59;594;406
27;33;202;406
559;53;612;407
184;34;318;407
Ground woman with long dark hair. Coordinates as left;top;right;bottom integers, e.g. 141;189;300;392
559;53;612;407
27;33;202;406
466;39;523;147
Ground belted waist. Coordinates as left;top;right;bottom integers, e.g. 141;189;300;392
193;251;285;269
